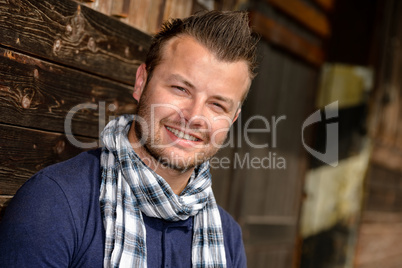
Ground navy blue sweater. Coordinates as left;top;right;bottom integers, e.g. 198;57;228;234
0;149;246;267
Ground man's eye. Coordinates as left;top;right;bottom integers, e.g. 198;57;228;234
213;103;225;111
173;86;186;92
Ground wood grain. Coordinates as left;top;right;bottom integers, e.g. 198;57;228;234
313;0;335;12
0;47;137;138
224;39;317;267
111;0;131;18
163;0;193;21
356;212;402;267
0;0;151;84
371;142;402;174
249;11;325;66
0;195;12;222
0;123;97;195
125;0;166;34
266;0;331;38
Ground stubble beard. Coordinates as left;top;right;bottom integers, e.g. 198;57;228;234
134;91;224;172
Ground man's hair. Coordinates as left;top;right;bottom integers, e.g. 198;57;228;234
145;10;259;84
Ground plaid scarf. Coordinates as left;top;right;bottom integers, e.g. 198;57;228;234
100;115;226;267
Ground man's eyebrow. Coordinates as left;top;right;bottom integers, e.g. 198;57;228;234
168;74;195;89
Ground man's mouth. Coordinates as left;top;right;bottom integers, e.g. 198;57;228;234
166;126;202;142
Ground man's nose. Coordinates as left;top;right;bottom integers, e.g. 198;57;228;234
182;99;208;128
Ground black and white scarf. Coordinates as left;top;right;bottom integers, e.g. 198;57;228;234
100;115;226;267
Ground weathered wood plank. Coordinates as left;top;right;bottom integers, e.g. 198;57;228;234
246;243;293;267
0;0;151;84
356;215;402;267
0;195;12;222
111;0;131;18
313;0;335;12
231;39;316;266
163;0;193;21
0;123;96;195
364;162;402;212
125;0;166;34
88;0;112;16
266;0;330;38
0;47;136;138
249;11;325;66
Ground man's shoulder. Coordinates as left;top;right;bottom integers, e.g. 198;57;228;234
35;148;102;190
0;148;105;267
31;148;103;209
40;148;102;181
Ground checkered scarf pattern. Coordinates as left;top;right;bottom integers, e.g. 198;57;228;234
100;115;226;267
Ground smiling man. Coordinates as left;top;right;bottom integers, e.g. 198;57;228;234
0;10;258;268
130;35;251;193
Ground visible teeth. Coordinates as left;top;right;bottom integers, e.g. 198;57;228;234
167;127;199;141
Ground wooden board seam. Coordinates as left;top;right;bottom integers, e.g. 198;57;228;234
0;0;150;84
266;0;331;38
249;11;325;66
0;43;135;87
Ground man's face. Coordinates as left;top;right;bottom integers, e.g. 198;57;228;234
132;36;250;171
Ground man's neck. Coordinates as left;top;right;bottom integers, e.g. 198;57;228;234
127;124;194;195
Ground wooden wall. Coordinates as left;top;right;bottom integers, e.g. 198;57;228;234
355;0;402;266
295;0;379;267
210;0;331;267
0;0;150;218
77;0;247;34
80;0;192;34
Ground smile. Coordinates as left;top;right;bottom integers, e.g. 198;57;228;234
166;126;201;142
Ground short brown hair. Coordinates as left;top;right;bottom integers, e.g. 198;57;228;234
145;10;259;84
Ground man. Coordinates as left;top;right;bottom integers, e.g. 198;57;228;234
0;10;258;267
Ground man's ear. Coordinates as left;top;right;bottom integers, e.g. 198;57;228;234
133;63;148;102
232;108;241;124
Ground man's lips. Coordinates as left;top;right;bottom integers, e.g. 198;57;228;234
165;126;203;142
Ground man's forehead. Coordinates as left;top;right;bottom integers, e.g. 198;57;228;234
158;35;250;77
161;35;198;59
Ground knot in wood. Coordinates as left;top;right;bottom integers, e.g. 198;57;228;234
66;24;73;34
21;95;31;109
87;37;96;52
53;40;62;54
54;140;65;155
108;103;117;112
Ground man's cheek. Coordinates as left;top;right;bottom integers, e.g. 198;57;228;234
210;126;231;148
209;115;233;148
151;104;185;122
